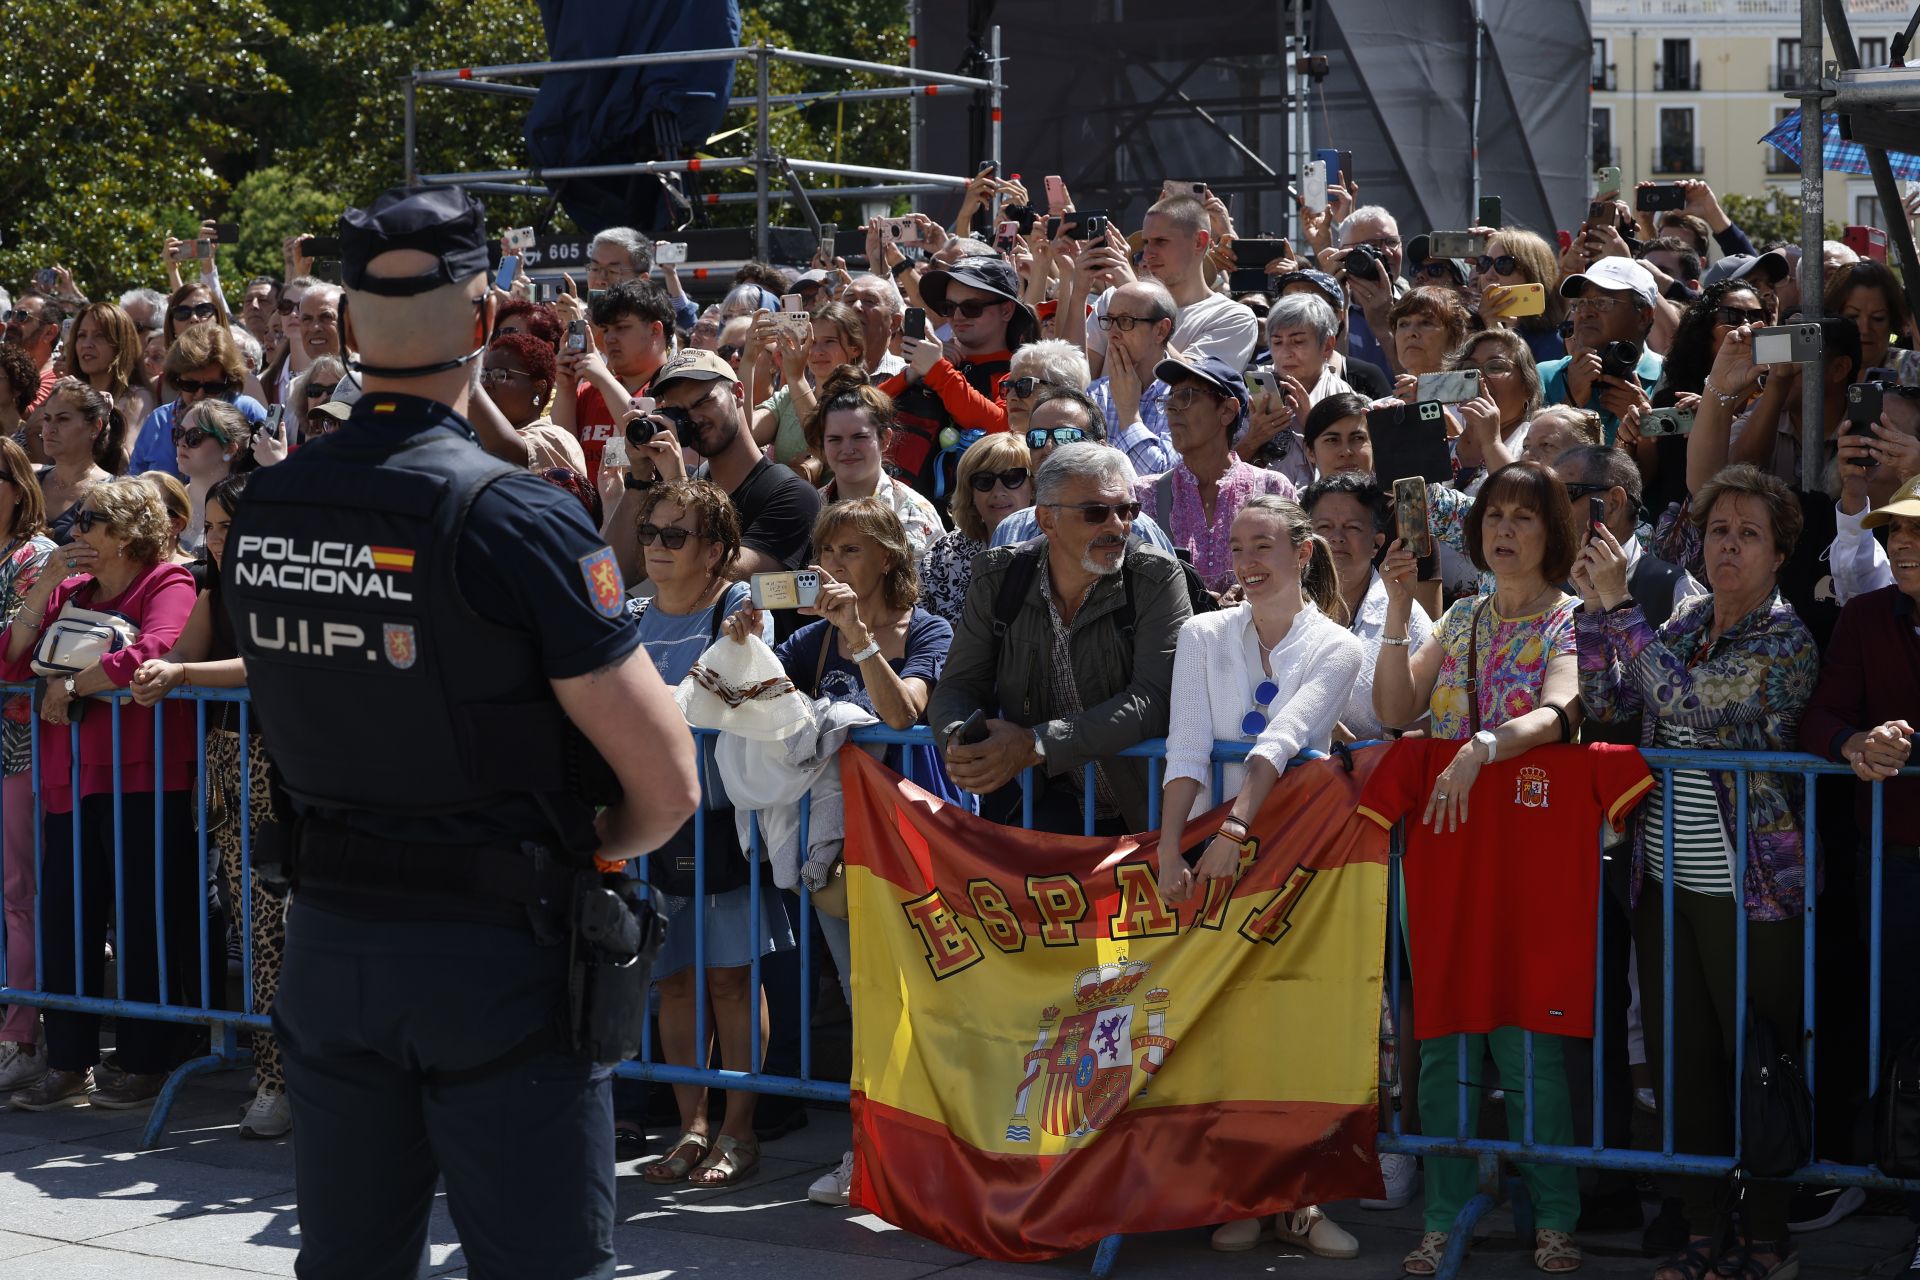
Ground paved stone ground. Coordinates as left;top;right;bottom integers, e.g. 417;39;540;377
1;1064;1916;1279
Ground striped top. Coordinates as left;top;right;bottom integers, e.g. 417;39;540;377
1643;719;1734;896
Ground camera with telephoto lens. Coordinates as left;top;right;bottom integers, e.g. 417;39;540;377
1344;243;1385;284
1600;340;1642;382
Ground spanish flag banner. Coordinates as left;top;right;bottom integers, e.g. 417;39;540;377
841;746;1392;1261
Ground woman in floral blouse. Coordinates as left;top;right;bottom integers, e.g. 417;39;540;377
920;432;1032;628
1572;462;1816;1280
0;438;56;1090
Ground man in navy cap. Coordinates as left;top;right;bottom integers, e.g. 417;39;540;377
223;184;700;1280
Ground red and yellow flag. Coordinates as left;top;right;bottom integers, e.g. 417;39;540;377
841;746;1392;1261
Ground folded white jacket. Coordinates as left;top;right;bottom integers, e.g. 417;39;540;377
715;697;880;890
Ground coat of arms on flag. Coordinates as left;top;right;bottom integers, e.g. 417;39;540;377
1008;960;1176;1141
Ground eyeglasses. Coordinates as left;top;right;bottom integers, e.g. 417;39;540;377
1005;376;1055;400
1096;314;1158;332
171;424;229;448
170;302;218;323
1715;305;1770;327
1562;481;1611;499
1471;359;1519;376
968;467;1030;492
1474;255;1520;277
306;412;342;435
1165;385;1226;411
1413;262;1457;281
1570;297;1631;314
1347;234;1400;251
1044;500;1141;525
636;524;697;550
170;375;229;395
1026;426;1086;450
929;297;1002;319
1241;678;1281;739
72;509;104;535
478;369;527;387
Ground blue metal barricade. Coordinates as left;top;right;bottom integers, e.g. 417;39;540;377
1;691;1916;1279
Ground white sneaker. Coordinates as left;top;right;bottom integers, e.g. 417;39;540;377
1359;1152;1417;1209
1277;1206;1360;1259
0;1040;46;1092
808;1150;853;1206
238;1088;292;1139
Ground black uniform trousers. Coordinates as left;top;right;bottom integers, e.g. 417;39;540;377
275;897;615;1280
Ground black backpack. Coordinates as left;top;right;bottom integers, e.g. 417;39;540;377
1876;1031;1920;1178
1738;1013;1813;1180
990;537;1216;641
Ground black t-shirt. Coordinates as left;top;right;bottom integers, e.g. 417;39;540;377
1781;487;1840;653
1343;357;1392;400
713;456;823;570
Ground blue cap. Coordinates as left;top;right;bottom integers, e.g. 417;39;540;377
1154;353;1251;431
1270;268;1346;314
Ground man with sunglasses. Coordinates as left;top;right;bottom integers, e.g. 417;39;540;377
880;256;1035;498
1403;235;1472;303
990;385;1177;553
224;184;699;1280
2;291;64;413
932;441;1193;836
1557;445;1701;626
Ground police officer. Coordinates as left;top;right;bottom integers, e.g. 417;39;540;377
224;186;699;1280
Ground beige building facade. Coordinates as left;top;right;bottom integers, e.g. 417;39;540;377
1589;0;1913;232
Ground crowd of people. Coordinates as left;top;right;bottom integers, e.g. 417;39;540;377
0;166;1915;1280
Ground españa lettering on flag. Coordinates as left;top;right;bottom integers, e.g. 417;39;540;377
840;745;1393;1262
368;545;415;572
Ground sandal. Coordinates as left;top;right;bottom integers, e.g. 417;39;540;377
1535;1229;1583;1274
642;1130;710;1185
687;1133;760;1188
1654;1236;1720;1280
1715;1241;1798;1280
1405;1231;1450;1276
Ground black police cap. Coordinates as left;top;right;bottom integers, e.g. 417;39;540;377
339;185;490;297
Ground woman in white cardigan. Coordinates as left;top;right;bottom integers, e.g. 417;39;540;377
1152;493;1367;1258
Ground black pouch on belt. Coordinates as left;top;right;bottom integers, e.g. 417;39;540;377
568;875;661;1064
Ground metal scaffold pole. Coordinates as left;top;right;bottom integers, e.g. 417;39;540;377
756;44;772;262
1795;0;1824;494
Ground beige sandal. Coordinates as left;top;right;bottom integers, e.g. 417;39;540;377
642;1130;710;1184
1535;1229;1583;1274
688;1133;760;1187
1405;1231;1450;1276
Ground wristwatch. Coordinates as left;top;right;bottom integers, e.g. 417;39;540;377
1031;731;1048;763
62;675;77;701
1472;729;1498;763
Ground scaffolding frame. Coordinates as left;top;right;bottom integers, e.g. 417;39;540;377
402;32;1004;261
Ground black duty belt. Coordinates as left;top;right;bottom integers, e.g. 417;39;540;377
291;816;585;927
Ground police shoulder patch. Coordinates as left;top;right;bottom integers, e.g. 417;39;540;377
579;546;625;619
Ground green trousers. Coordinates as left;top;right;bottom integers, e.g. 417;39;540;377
1418;1028;1582;1233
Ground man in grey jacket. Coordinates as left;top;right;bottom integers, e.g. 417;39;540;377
930;443;1192;835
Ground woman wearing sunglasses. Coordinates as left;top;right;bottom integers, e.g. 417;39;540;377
286;355;347;444
127;323;268;480
1;478;200;1112
1155;493;1364;1257
35;379;123;543
68;303;155;453
920;432;1034;627
172;400;254;556
623;478;792;1190
1001;338;1089;434
1467;229;1566;363
805;369;943;558
159;282;227;366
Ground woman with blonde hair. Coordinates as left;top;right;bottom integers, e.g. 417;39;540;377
919;432;1033;626
750;301;867;471
1471;227;1567;362
807;368;943;555
136;471;197;566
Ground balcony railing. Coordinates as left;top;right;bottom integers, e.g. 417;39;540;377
1652;145;1705;174
1654;60;1702;91
1592;65;1617;91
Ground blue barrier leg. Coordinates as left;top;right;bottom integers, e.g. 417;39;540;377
1437;1189;1496;1280
1089;1233;1123;1278
141;1036;234;1149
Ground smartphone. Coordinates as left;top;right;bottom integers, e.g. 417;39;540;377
994;220;1019;255
503;226;536;254
1393;477;1433;558
903;306;927;341
816;223;837;265
210;221;240;243
653;241;689;265
1594;166;1623;201
1586;200;1612;229
1586;496;1607;538
1044;216;1062;240
749;570;822;611
1303;160;1329;214
1484;282;1546;319
1428;231;1487;260
1636;183;1687;212
59;318;71;345
1369;401;1453;484
1640;406;1696;437
494;256;520;292
566;319;587;353
1160;180;1208;200
775;294;811;339
1230;238;1292;270
882;217;926;246
1843;224;1888;263
1845;385;1882;470
952;708;989;748
1245;367;1280;402
34;267;57;291
1044;175;1068;213
1751;323;1822;366
1416;368;1483;404
1478;196;1502;228
264;404;286;440
302;235;342;258
1556;229;1574;252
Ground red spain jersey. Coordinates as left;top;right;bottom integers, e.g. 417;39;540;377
1357;740;1652;1039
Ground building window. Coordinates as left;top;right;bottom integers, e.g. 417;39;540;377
1768;108;1799;175
1655;108;1700;174
1592;38;1614;91
1592;108;1615;170
1659;38;1696;91
1856;194;1883;227
1774;38;1801;90
1860;36;1888;66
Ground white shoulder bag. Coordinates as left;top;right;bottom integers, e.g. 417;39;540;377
30;600;140;676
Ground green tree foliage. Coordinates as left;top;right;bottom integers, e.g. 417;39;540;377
222;166;344;282
1721;189;1844;250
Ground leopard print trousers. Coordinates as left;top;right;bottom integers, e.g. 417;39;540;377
205;726;286;1092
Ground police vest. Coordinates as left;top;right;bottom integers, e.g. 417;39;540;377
224;422;572;818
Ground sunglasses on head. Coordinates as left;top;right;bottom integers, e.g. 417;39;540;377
72;508;105;535
1716;305;1770;327
1026;426;1085;450
170;302;218;323
968;467;1030;492
170;375;229;395
1005;376;1054;400
930;297;1002;319
636;524;696;550
171;424;229;448
1045;500;1141;525
1474;254;1519;276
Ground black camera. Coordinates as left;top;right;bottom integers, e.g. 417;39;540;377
1344;243;1385;284
627;404;699;449
1599;340;1641;382
1003;203;1038;235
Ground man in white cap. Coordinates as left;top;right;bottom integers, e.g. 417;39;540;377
1537;256;1665;445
